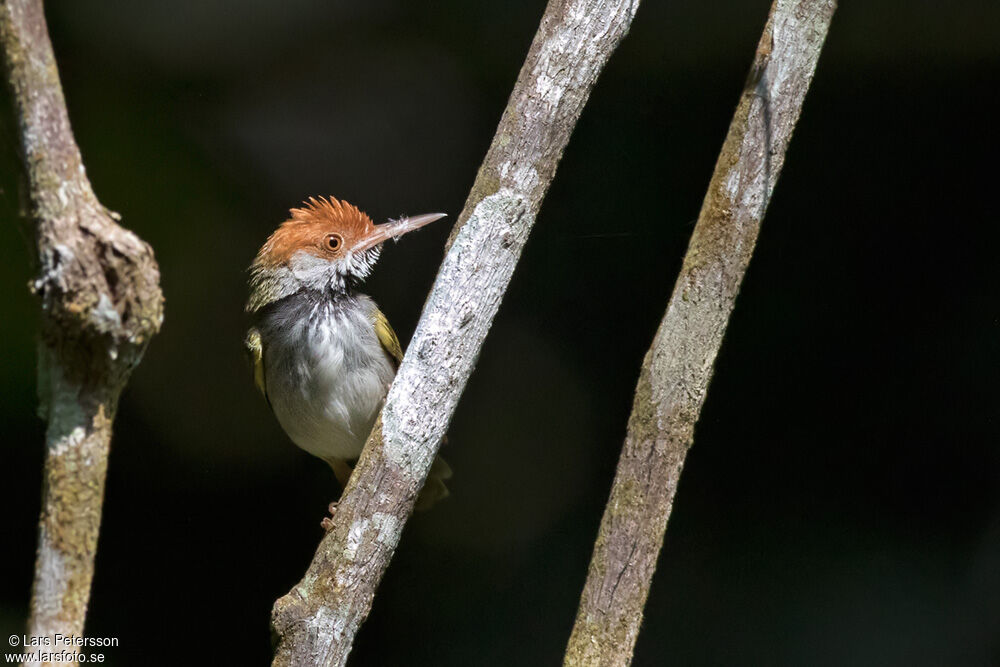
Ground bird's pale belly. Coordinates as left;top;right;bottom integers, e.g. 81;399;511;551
270;365;392;461
261;296;395;462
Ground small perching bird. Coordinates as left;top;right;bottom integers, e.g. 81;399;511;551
245;196;451;524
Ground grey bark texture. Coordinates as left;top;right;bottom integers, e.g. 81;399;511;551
563;1;837;665
270;0;641;664
0;0;164;662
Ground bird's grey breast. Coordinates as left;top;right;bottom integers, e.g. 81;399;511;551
255;291;395;460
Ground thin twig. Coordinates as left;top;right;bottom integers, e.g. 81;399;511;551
270;1;641;664
564;1;837;665
0;0;163;659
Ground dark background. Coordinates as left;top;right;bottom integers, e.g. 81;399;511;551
2;1;998;665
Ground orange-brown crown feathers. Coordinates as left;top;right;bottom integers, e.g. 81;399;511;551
247;196;447;313
253;196;375;268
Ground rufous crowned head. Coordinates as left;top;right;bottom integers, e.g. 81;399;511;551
247;196;445;312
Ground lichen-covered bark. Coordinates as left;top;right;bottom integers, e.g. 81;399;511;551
270;1;641;664
564;2;837;665
0;0;163;662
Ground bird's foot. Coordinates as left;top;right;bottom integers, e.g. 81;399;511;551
320;501;339;531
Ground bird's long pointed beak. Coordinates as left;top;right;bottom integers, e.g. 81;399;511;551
353;213;448;252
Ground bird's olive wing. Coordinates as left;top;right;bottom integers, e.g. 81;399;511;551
372;308;403;368
244;327;270;405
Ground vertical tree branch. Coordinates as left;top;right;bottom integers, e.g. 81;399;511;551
270;1;641;664
564;1;836;665
0;0;163;660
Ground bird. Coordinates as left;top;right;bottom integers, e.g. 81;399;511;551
244;196;452;525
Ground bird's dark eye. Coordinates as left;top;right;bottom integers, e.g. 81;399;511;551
325;233;343;251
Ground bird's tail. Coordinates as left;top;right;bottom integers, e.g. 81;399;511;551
327;451;452;511
415;454;452;511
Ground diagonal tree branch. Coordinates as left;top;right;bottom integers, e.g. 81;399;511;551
0;0;163;657
563;1;837;665
270;0;641;664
